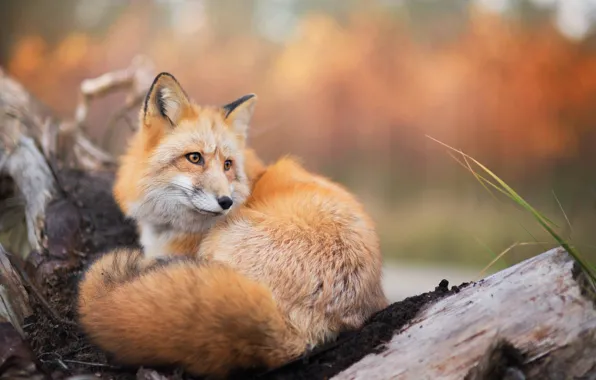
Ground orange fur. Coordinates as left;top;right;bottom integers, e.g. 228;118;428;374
78;73;388;378
200;157;388;345
243;147;266;185
165;232;204;257
78;249;304;378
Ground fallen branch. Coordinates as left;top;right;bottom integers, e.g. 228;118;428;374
62;54;155;170
332;248;596;380
0;245;47;379
0;59;155;378
0;88;59;256
0;57;155;257
0;246;31;335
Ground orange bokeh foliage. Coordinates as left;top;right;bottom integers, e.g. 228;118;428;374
6;4;596;176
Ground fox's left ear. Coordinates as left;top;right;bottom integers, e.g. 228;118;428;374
222;94;257;138
143;72;192;127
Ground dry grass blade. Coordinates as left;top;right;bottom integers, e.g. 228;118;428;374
552;189;573;237
426;135;596;283
476;242;551;280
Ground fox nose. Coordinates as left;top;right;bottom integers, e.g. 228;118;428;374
217;196;234;210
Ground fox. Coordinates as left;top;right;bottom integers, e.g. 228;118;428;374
77;72;389;378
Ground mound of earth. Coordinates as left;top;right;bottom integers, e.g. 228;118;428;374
22;169;468;380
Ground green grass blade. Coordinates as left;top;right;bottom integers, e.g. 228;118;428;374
426;135;596;281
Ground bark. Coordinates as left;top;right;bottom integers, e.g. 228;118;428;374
0;58;153;257
0;245;47;379
332;248;596;380
0;246;31;334
0;62;152;379
0;68;59;258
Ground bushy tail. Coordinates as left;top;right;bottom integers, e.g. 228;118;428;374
77;249;306;378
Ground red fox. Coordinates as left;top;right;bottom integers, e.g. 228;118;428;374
78;72;388;378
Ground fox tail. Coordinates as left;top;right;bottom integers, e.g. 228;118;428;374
77;249;305;378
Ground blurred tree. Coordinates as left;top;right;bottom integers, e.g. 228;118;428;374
402;0;470;45
204;0;257;40
0;0;125;66
507;0;555;27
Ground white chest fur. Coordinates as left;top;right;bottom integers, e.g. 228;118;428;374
139;223;173;259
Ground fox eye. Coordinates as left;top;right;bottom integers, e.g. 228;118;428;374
224;159;233;171
186;152;203;165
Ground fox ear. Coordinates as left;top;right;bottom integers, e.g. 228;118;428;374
222;94;257;138
143;72;191;126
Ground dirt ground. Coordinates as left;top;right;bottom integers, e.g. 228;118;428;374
21;169;469;380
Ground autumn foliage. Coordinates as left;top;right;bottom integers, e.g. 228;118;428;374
6;3;596;180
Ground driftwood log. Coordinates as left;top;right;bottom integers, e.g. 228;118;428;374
332;247;596;380
0;63;595;380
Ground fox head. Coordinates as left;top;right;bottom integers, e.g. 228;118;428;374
114;72;255;233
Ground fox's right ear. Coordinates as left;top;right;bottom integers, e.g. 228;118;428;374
143;72;191;126
222;94;257;139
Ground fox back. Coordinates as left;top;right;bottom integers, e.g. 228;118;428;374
198;157;388;346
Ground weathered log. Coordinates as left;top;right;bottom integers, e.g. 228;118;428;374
332;248;596;380
0;79;51;376
0;60;153;261
0;70;59;258
0;245;31;335
0;62;151;379
0;57;155;258
0;245;48;380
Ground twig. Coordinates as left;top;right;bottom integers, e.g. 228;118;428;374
62;359;121;369
4;111;66;197
38;352;69;370
4;250;78;327
66;344;93;354
60;55;155;170
56;358;69;370
40;117;58;164
26;280;78;327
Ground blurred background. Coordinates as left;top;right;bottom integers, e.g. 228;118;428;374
2;0;596;300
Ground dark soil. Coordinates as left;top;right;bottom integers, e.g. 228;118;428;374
253;279;468;380
21;170;470;380
23;169;139;380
